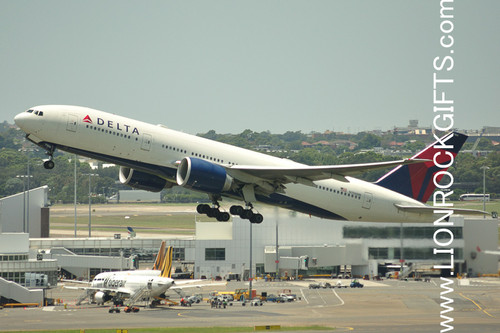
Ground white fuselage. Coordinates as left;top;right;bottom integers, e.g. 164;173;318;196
14;105;429;222
91;271;173;298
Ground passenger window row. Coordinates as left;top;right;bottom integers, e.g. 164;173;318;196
161;144;238;166
317;185;361;200
86;124;139;141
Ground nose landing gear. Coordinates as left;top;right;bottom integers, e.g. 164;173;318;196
43;159;55;170
41;144;56;169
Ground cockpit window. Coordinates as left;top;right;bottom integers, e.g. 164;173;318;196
27;109;43;116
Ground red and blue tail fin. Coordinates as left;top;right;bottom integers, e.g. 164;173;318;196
375;132;467;203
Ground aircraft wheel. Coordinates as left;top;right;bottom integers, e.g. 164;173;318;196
217;211;230;222
230;205;243;216
241;209;253;220
43;160;55;169
207;207;219;218
250;213;264;224
197;204;210;214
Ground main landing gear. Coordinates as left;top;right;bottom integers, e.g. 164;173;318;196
230;204;263;224
196;203;264;224
196;203;230;222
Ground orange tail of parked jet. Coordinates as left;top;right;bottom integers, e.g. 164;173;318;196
152;241;173;278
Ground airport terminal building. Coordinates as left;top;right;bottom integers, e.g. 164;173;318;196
0;188;498;305
26;207;500;281
193;207;497;279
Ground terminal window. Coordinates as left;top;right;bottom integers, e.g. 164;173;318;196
369;247;464;260
205;248;225;261
344;226;463;239
173;248;185;261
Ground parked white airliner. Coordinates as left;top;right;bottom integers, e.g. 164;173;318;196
14;105;482;223
69;242;218;309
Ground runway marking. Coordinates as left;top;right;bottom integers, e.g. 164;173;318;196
459;292;496;318
300;289;309;304
331;289;345;306
317;290;327;305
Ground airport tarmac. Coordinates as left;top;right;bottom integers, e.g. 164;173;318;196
1;278;499;332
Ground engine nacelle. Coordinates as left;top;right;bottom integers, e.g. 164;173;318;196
94;291;112;304
176;157;233;193
119;167;171;192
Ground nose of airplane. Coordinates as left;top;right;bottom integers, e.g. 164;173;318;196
14;111;28;127
14;110;40;134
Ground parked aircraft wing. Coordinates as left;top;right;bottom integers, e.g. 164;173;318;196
170;280;227;290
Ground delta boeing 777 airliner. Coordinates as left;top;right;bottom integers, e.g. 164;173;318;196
14;105;482;223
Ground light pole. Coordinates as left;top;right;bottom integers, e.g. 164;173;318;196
399;222;404;277
83;173;99;237
16;175;27;232
481;166;490;218
275;217;279;279
248;220;253;302
74;155;77;238
18;147;37;234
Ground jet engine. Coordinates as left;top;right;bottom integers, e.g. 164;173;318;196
119;167;172;192
176;157;233;193
94;291;112;305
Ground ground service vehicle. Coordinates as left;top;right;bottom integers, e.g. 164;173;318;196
350;280;364;288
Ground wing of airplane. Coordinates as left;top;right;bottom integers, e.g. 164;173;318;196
169;280;227;298
229;158;429;182
171;280;226;289
222;158;430;197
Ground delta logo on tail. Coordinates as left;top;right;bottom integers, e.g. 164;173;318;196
83;115;93;124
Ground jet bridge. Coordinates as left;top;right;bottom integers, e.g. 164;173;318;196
0;277;43;305
40;247;133;279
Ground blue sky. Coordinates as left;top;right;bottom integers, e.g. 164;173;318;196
2;1;499;134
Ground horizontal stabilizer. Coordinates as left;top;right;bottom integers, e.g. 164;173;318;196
394;204;489;215
476;246;500;256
